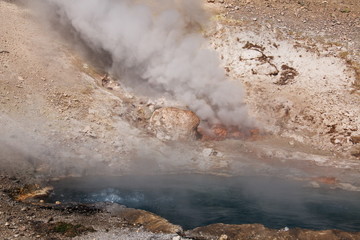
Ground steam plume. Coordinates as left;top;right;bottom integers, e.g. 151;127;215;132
45;0;252;127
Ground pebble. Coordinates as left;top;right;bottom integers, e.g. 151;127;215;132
19;226;26;231
47;216;54;223
219;234;228;240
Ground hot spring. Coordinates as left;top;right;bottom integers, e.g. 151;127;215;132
46;174;360;231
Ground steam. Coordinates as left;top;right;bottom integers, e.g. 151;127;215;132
45;0;252;127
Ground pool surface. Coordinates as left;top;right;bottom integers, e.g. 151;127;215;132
48;175;360;231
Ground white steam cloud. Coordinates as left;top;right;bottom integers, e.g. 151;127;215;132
46;0;252;127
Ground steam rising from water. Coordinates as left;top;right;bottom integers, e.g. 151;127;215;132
44;0;251;127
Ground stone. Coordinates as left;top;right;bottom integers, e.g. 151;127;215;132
149;107;200;141
219;234;228;240
116;208;183;234
15;185;53;202
350;135;360;144
239;50;263;60
202;148;214;157
350;145;360;158
252;63;279;76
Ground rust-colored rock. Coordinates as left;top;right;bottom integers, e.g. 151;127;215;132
15;184;53;202
212;125;228;140
198;124;262;141
149;107;200;141
313;177;338;185
116;208;182;234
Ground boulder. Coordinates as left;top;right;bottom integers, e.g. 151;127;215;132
149;107;200;141
350;135;360;144
350;145;360;158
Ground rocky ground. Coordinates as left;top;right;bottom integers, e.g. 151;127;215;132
0;0;360;239
205;0;360;158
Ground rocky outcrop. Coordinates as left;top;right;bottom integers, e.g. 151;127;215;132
185;223;360;240
109;207;182;234
14;185;53;202
149;107;200;141
350;145;360;158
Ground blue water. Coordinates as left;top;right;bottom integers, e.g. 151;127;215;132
48;175;360;231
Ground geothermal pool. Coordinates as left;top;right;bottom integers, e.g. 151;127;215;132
48;175;360;231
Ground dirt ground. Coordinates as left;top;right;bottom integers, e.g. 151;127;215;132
0;0;360;239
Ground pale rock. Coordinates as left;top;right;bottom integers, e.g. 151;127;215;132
338;183;360;191
309;181;320;188
239;50;263;60
81;126;91;133
252;63;279;76
219;234;228;240
149;107;200;141
215;151;224;157
202;148;214;157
